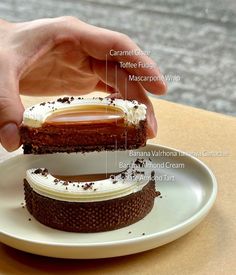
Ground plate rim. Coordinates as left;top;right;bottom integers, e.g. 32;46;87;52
0;143;217;248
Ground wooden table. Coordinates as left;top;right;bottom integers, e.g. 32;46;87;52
0;96;235;275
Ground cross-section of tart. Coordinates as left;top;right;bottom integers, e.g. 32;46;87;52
24;158;160;232
20;97;148;154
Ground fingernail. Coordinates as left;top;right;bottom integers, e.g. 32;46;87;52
0;123;20;152
157;70;167;94
162;79;168;94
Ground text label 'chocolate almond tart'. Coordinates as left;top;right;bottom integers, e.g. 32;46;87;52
20;97;148;154
23;158;160;232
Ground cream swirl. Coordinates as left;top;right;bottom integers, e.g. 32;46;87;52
26;159;154;202
23;97;147;128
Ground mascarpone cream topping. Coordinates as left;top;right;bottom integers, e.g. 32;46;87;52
23;97;147;128
26;158;155;202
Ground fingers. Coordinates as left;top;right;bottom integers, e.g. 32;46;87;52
94;81;115;93
0;70;24;151
0;123;20;152
15;17;166;95
4;16;164;147
91;59;157;138
78;22;167;95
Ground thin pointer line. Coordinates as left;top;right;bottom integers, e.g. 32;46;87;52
125;78;128;149
125;76;128;100
105;53;108;176
114;64;119;167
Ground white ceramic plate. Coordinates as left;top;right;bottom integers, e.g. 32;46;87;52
0;144;217;259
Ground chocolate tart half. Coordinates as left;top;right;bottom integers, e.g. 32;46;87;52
24;159;160;233
20;97;148;154
24;178;158;233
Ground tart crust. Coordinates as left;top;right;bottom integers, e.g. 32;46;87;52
24;177;159;233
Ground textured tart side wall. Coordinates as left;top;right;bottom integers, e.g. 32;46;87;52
24;179;158;233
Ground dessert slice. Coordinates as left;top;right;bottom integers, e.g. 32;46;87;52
20;97;147;154
23;158;160;232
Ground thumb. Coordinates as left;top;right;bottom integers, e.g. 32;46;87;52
0;76;24;151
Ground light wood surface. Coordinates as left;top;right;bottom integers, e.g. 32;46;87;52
0;96;235;275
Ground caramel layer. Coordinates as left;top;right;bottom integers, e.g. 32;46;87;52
45;105;125;125
54;173;119;182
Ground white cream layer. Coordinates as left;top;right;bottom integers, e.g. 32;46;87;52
26;159;154;202
23;97;147;128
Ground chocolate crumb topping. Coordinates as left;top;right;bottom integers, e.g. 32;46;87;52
33;168;48;176
112;180;118;184
42;168;48;176
83;182;93;190
57;97;70;103
134;158;145;167
151;171;155;179
121;172;126;179
131;171;135;178
63;181;69;186
135;170;145;175
54;178;60;183
34;168;43;174
142;233;145;235
40;102;46;106
133;105;139;109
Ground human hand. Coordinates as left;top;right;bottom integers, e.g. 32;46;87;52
0;16;166;151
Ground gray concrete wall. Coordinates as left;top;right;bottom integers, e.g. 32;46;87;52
1;0;235;116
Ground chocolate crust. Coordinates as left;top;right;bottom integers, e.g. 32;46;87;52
24;179;158;233
20;120;147;154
